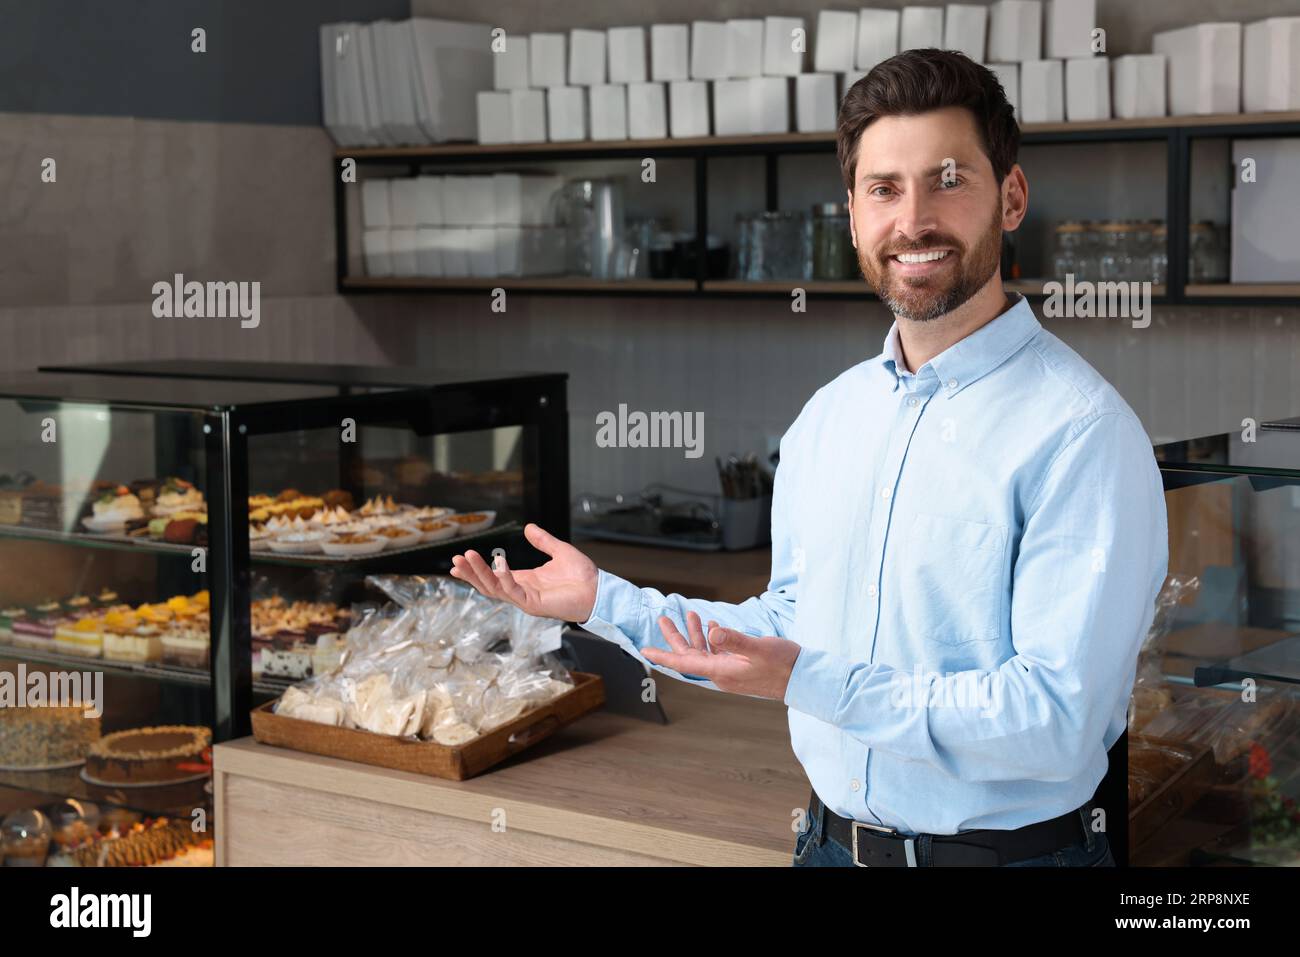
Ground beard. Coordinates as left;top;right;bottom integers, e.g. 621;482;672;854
858;201;1004;322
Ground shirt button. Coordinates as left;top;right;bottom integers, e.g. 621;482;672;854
850;779;861;792
907;397;919;407
947;378;958;390
867;584;878;598
880;487;891;500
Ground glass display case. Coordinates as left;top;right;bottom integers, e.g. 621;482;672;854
1132;421;1300;866
0;368;567;867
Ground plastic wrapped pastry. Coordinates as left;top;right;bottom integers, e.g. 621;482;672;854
272;575;575;746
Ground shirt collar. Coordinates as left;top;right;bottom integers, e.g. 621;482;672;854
877;294;1040;396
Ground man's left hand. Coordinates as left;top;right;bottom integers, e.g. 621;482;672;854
643;610;803;700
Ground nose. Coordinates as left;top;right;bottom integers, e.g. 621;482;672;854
893;185;939;245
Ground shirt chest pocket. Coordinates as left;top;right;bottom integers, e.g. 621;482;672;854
899;512;1007;645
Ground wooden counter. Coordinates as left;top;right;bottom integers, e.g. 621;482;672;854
213;676;808;866
579;540;772;605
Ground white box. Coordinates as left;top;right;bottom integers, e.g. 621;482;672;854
521;175;564;225
1020;59;1063;123
900;7;944;50
414;175;443;226
590;83;628;139
713;79;752;135
492;173;525;226
985;62;1019;119
493;33;529;89
763;16;806;76
944;5;987;62
509;88;546;142
466;226;497;276
362;228;392;277
476;91;512;143
607;26;647;84
652;24;690;81
1231;138;1300;281
841;71;867;103
569;28;606;85
669;80;710;137
415;228;442;277
440;176;468;226
628;81;668;138
360;179;392;228
727;19;765;78
988;1;1041;62
1153;23;1242;116
390;227;418;277
752;76;790;133
1111;55;1165;119
464;175;496;226
547;86;587;141
815;11;859;74
856;9;900;71
388;178;420;227
496;226;523;277
1244;18;1300;112
441;228;470;276
1045;0;1094;59
691;22;730;80
529;33;567;88
796;73;838;132
1066;56;1109;121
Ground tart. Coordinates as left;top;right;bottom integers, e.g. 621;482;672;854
85;726;211;786
416;519;456;543
321;534;384;557
268;531;328;554
375;525;422;550
447;511;496;535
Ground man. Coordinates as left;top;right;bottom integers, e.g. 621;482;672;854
450;50;1167;867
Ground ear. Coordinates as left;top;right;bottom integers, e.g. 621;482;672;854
1000;164;1028;232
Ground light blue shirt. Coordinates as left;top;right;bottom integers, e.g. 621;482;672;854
580;294;1168;836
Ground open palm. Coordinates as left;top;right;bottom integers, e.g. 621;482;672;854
449;523;599;622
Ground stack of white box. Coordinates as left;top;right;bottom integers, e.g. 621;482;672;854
703;17;804;138
359;174;565;278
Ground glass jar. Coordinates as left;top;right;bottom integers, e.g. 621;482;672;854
749;210;811;281
1128;220;1155;282
1149;222;1168;287
1050;221;1084;280
1189;222;1216;282
811;202;853;280
1098;222;1132;282
1075;221;1101;282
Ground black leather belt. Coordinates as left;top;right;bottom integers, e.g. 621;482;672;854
811;790;1093;866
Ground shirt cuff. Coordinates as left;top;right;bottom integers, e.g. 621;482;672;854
783;645;855;726
578;568;642;634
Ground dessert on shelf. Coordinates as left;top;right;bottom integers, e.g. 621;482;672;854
84;725;211;786
0;705;102;770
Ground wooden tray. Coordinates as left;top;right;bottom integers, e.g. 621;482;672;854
1129;735;1214;853
250;672;604;781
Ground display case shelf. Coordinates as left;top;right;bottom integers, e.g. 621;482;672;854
0;763;210;821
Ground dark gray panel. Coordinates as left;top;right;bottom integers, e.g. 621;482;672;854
0;0;410;124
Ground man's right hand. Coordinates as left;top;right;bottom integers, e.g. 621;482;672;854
449;522;599;623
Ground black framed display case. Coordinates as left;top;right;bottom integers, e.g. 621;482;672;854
0;369;567;866
1132;422;1300;866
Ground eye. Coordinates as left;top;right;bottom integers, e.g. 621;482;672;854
938;177;963;190
869;185;894;197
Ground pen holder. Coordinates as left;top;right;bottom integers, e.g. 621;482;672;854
719;493;771;551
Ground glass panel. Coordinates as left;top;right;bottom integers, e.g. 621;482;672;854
1131;474;1300;866
0;399;214;867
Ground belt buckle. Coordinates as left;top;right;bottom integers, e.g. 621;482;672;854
851;821;918;867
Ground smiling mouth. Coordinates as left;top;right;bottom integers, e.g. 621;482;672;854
889;250;952;264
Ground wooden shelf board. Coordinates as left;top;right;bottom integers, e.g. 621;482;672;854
341;277;696;292
1184;283;1300;297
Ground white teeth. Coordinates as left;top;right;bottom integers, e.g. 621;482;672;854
894;250;949;263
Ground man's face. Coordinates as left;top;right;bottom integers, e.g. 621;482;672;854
848;106;1007;322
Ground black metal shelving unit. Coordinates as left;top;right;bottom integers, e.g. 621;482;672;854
332;111;1300;306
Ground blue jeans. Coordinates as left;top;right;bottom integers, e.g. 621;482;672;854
792;801;1116;867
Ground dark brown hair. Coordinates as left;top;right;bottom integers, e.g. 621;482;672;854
837;48;1020;193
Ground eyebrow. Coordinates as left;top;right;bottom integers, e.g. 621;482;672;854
858;161;978;184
